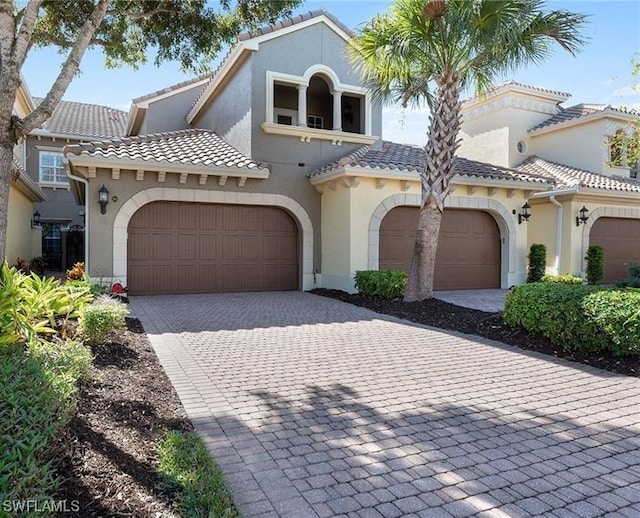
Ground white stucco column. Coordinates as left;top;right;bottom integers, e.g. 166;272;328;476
332;89;343;131
297;85;307;127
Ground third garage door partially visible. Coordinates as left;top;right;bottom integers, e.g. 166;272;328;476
590;217;640;283
379;207;501;290
128;202;298;295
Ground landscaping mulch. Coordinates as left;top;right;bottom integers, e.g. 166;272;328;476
54;318;192;517
311;288;639;378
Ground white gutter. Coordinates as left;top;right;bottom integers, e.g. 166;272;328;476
549;195;563;274
529;187;580;199
64;161;89;271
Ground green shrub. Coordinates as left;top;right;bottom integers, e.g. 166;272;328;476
0;340;91;509
585;245;604;284
79;295;129;345
581;289;640;356
616;277;640;289
65;279;106;297
504;283;640;356
542;273;584;284
354;269;408;299
527;244;546;283
158;431;238;518
626;262;640;280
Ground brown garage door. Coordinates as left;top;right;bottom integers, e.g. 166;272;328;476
128;202;298;295
590;217;640;283
380;207;501;290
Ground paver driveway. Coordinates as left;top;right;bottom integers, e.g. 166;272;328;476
131;292;640;518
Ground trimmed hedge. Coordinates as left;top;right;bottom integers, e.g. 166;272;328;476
527;244;546;283
354;269;408;299
503;283;640;356
585;245;604;285
541;273;584;284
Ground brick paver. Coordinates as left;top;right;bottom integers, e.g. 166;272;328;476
131;292;640;517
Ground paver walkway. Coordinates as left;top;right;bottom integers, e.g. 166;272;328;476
131;292;640;518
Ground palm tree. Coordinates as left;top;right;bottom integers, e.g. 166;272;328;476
350;0;588;301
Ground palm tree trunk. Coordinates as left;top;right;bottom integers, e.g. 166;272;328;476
404;72;461;302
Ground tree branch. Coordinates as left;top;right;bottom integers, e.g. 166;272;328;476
21;0;114;136
13;0;42;70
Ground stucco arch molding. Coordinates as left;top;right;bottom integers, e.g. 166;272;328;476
112;187;314;290
367;194;517;284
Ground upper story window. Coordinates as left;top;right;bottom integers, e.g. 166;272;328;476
39;151;68;186
263;65;377;146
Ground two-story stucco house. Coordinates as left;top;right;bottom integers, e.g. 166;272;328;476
459;81;640;282
24;99;127;271
62;10;640;295
6;80;46;264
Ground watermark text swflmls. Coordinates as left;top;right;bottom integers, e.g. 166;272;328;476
2;500;80;513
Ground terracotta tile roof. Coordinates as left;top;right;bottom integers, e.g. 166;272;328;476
64;129;268;171
309;141;553;185
237;9;353;42
131;75;210;104
33;98;127;138
515;156;640;193
529;103;636;132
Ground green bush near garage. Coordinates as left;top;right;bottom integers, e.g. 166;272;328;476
354;269;408;299
503;283;640;356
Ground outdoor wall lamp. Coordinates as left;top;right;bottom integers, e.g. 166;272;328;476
98;185;109;214
576;206;590;227
31;210;41;228
514;202;531;224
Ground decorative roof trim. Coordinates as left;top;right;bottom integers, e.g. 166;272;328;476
66;154;270;180
132;76;210;107
463;80;570;111
261;123;378;146
187;41;258;123
528;108;637;136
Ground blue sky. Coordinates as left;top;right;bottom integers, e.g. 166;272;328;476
22;0;640;146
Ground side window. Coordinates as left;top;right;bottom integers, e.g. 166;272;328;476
39;151;67;185
307;115;323;129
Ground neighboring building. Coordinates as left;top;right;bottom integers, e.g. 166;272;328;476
459;81;640;283
62;11;640;294
6;80;46;264
25;98;127;270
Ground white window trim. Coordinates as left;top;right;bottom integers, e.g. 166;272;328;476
266;66;372;136
38;149;68;186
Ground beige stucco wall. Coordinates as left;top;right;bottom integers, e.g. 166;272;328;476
6;185;42;262
317;176;532;292
530;120;609;175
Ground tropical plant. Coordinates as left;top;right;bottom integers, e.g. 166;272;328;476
0;0;302;260
350;0;587;301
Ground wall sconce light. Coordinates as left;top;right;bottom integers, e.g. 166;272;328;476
98;185;109;214
576;206;590;227
514;202;531;224
31;210;41;228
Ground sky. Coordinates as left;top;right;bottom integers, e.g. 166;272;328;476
21;0;640;146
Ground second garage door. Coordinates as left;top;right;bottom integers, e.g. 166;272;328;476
590;217;640;283
128;202;298;295
379;207;501;290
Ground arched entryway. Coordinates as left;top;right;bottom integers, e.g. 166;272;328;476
379;207;501;290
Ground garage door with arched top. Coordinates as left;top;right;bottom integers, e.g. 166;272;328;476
127;202;299;295
379;207;501;290
590;217;640;283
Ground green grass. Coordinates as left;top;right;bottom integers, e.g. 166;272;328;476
158;431;239;517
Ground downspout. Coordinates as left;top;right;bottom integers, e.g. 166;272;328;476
549;195;562;274
64;161;89;272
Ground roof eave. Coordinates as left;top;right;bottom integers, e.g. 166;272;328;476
529;110;636;136
187;41;258;124
66;154;270;179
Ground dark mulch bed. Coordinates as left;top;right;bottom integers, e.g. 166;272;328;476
54;318;192;517
311;288;639;378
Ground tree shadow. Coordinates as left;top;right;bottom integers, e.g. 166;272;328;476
190;382;640;516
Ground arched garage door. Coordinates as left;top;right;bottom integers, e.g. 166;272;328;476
128;202;298;295
379;207;501;290
590;217;640;283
